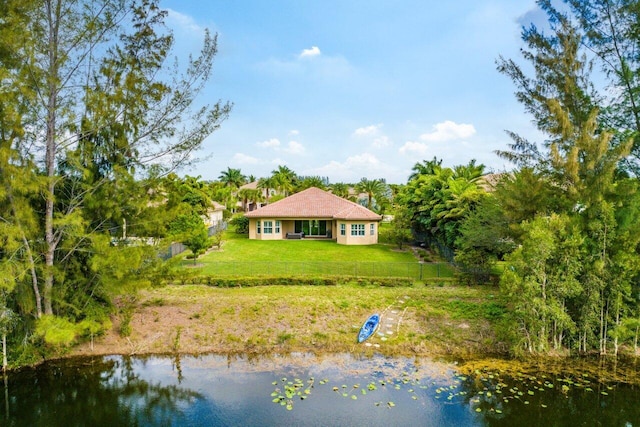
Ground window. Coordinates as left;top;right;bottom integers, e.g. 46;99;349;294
370;223;375;236
275;220;281;233
264;220;273;234
351;224;365;236
340;223;346;236
257;220;261;234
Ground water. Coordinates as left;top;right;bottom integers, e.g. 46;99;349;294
2;353;640;426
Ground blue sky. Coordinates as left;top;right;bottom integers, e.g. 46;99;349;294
162;0;545;184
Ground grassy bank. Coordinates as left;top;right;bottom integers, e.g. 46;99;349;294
71;281;508;359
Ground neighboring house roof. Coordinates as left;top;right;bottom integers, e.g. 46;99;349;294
239;181;258;190
211;201;226;211
245;187;382;221
478;173;511;192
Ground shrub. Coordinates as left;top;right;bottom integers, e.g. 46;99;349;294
230;215;249;234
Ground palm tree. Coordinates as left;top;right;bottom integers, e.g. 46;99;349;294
218;167;246;189
237;188;265;211
408;157;443;181
356;178;388;211
298;176;327;191
453;159;484;182
271;165;297;196
329;182;350;199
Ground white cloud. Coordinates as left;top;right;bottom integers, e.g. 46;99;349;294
285;141;305;154
256;138;281;149
352;124;390;148
307;153;396;182
353;124;382;137
289;130;300;136
232;153;260;164
165;8;205;34
344;153;383;169
420;120;476;142
256;138;304;155
299;46;321;58
399;141;429;156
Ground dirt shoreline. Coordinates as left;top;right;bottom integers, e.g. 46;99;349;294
68;284;505;360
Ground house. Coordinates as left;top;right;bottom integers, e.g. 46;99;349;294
203;201;226;228
244;187;382;245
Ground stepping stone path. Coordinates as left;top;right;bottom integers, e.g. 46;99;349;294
371;295;410;345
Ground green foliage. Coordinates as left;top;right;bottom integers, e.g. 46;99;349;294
402;159;486;249
455;196;515;284
487;1;640;357
271;165;298;196
210;228;224;249
355;177;390;213
229;215;249;234
169;211;212;264
500;214;584;354
297;176;327;191
387;204;413;250
35;315;78;348
218;167;246;189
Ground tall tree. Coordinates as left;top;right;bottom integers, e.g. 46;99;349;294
403;159;485;249
543;0;640;173
237;188;264;212
297;176;327;191
408;157;443;181
329;182;351;199
355;178;388;211
257;176;276;200
496;1;640;355
501;214;584;354
271;165;297;196
496;13;596;175
218;167;246;189
4;0;231;317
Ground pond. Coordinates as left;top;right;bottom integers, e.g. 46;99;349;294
2;352;640;426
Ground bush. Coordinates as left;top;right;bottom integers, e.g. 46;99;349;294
230;215;249;234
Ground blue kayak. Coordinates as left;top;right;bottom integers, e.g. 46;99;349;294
357;314;380;343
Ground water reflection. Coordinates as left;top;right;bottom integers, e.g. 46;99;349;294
1;353;639;426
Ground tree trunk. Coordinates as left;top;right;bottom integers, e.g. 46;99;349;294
43;0;61;316
22;236;42;318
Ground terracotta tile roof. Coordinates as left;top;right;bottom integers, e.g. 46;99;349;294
239;181;258;190
478;173;511;192
245;187;382;221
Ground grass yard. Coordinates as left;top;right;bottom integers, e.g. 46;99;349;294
203;232;418;262
177;232;455;279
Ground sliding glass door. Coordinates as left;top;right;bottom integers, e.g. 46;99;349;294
294;220;328;237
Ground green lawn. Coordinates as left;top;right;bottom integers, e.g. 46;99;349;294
205;232;417;262
178;232;455;279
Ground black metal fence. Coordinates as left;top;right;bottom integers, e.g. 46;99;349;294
200;261;455;280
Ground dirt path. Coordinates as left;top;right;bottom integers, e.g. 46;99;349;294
362;295;411;348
